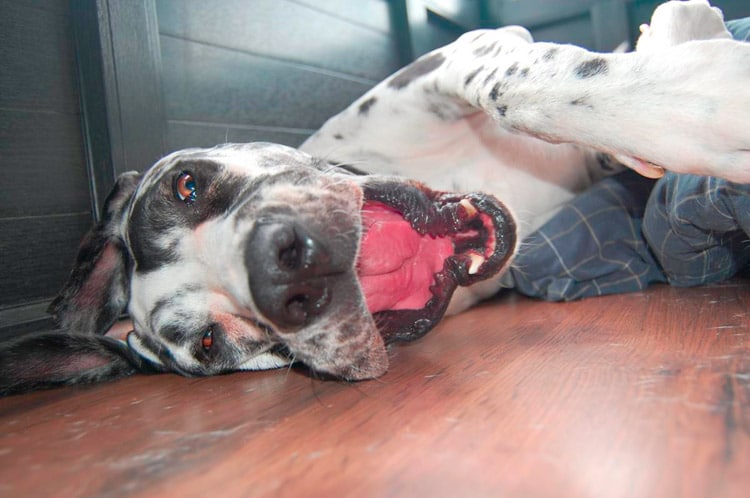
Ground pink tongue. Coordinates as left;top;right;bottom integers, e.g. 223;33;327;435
357;202;453;313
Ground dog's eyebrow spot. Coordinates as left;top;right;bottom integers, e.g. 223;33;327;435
388;52;445;89
358;97;377;115
574;57;609;79
161;323;192;344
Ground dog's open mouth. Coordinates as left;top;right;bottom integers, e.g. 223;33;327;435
356;181;516;343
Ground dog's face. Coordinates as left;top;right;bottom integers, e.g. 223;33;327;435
1;143;515;393
123;143;384;379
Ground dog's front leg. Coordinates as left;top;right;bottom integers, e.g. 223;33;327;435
447;27;750;182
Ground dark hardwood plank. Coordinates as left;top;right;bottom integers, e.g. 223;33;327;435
1;282;748;496
160;36;373;131
156;0;400;81
0;214;91;309
0;109;89;218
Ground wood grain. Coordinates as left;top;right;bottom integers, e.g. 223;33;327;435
1;282;748;497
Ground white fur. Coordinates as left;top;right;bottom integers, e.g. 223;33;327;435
302;0;749;314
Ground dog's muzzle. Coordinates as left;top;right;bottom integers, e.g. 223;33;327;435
244;218;352;330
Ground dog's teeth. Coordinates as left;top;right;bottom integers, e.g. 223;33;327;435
468;253;485;274
459;199;478;218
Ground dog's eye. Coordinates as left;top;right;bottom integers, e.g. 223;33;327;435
174;171;197;203
201;328;214;351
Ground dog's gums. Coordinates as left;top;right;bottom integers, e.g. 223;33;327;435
356;182;516;343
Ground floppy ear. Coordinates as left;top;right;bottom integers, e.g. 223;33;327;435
48;172;142;335
0;331;161;395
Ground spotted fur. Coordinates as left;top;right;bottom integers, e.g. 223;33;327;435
1;1;748;395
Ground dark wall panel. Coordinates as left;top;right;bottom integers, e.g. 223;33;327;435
156;0;399;81
0;1;91;317
157;0;399;154
292;0;392;33
0;109;89;218
160;36;372;146
166;122;312;151
0;1;80;113
0;214;91;309
531;15;595;47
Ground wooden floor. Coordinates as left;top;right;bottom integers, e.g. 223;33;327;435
1;282;749;497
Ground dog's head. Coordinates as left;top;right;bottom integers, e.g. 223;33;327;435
1;143;515;394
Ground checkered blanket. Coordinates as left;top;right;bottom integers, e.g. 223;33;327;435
510;20;750;301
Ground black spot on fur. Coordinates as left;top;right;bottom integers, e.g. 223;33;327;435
505;62;519;76
519;68;529;78
388;52;445;89
464;67;482;86
473;42;497;57
358;97;377;115
428;103;455;121
542;48;558;61
482;68;498;85
333;134;343;140
489;82;502;101
496;105;508;117
575;58;608;79
570;97;594;110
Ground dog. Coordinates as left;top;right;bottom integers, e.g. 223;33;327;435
1;0;748;394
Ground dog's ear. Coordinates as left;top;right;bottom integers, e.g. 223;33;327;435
0;331;161;395
48;172;142;335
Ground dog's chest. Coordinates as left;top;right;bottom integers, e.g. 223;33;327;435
310;112;600;239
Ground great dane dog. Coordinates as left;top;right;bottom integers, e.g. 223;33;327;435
1;1;748;394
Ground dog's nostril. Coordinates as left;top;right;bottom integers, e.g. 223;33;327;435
276;227;331;276
278;244;299;271
284;286;331;327
246;220;341;330
286;294;309;323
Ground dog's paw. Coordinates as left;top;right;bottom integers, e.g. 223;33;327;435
636;0;731;52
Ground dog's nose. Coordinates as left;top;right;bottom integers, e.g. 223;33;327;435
245;220;340;329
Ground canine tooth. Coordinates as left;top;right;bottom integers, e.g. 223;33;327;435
459;199;478;218
468;253;485;274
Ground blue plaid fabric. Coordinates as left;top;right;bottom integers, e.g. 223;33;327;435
511;19;750;301
643;174;750;287
511;172;668;300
